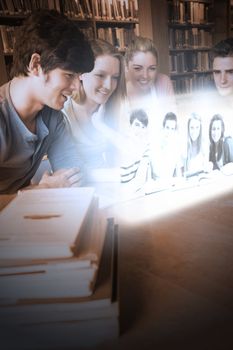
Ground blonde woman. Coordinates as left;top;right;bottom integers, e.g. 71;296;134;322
63;39;126;183
125;36;174;101
124;36;176;138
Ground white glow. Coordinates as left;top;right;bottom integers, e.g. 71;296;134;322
111;175;233;225
107;89;233;224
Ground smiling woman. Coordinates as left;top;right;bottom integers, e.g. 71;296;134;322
125;36;175;106
209;114;233;173
62;39;126;183
123;36;176;142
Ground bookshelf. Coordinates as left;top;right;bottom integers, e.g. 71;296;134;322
167;0;215;94
139;0;215;94
0;0;140;84
229;0;233;36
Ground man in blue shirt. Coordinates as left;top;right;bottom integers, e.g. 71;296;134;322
0;10;94;193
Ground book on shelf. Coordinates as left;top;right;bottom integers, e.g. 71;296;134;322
105;0;113;20
91;0;138;21
93;0;101;19
0;25;15;54
168;27;213;50
168;0;212;25
169;50;211;74
0;187;107;299
0;217;119;349
84;0;93;18
112;0;121;20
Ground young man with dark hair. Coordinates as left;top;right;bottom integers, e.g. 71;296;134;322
211;38;233;97
0;10;94;194
129;108;149;137
151;111;182;179
162;111;177;131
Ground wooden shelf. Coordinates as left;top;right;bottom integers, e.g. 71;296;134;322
0;0;141;83
171;70;212;77
169;47;211;52
168;22;214;28
95;19;139;24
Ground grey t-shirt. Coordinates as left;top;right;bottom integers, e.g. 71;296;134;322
0;81;82;194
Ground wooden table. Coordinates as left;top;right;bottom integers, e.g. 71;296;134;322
1;179;233;350
97;179;233;350
0;194;14;211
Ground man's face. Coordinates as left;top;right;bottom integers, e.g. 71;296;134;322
163;120;177;139
126;51;158;93
131;118;147;137
213;56;233;97
42;68;79;110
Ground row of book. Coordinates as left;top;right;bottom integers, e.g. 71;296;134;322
171;73;213;94
93;0;138;21
0;0;92;18
168;27;213;50
97;25;139;49
169;50;211;74
168;0;212;24
0;24;138;54
0;188;119;349
0;0;139;21
0;24;94;53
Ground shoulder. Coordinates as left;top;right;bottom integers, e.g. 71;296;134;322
224;136;233;147
154;73;174;95
155;73;172;85
41;106;66;130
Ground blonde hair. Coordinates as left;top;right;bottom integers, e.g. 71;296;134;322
72;39;126;128
125;36;159;65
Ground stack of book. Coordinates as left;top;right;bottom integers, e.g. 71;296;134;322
0;188;118;349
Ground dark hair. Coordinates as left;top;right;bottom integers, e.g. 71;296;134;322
11;9;94;77
210;38;233;61
163;112;177;128
209;114;225;163
130;109;148;127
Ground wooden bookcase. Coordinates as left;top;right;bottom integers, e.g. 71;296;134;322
137;0;217;94
0;0;140;84
166;0;215;94
212;0;228;43
228;0;233;36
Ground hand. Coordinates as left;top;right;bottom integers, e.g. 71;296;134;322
39;168;83;188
